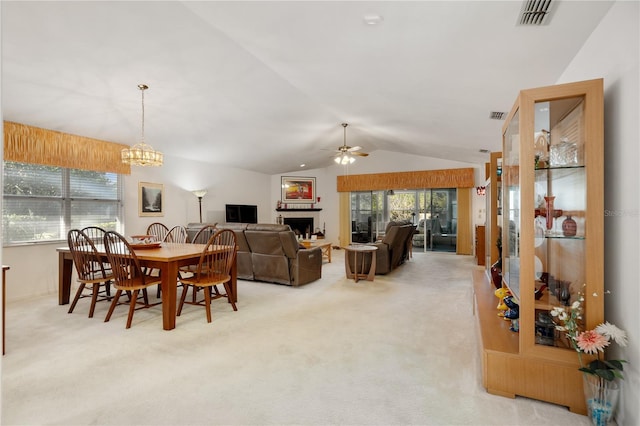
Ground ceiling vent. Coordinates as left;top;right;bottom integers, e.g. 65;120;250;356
489;111;507;120
518;0;554;26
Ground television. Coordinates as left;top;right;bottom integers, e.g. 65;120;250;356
225;204;258;224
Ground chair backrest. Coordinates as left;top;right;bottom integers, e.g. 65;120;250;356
194;229;237;282
81;226;107;244
146;222;169;242
164;225;188;243
191;224;217;244
103;231;148;289
68;229;109;281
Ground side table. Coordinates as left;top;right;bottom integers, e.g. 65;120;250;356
344;245;378;282
301;240;332;263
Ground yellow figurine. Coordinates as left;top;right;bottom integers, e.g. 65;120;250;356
494;287;511;317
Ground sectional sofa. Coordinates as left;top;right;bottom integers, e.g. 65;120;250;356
221;223;323;286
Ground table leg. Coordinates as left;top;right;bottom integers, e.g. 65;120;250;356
367;251;376;281
3;265;8;355
353;251;359;282
160;263;177;330
327;245;332;263
58;252;73;305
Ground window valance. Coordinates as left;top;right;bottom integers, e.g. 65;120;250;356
336;168;475;192
3;121;131;174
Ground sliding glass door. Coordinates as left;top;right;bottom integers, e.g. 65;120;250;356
350;188;457;252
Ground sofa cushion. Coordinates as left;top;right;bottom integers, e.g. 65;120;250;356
245;231;285;256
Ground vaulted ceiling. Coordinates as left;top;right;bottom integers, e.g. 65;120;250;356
1;1;614;175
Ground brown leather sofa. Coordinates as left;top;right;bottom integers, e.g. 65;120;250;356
347;221;416;275
221;223;323;286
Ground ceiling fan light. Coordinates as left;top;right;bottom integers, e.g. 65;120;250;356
335;154;356;165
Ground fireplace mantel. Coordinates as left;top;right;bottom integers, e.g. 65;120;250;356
276;208;322;212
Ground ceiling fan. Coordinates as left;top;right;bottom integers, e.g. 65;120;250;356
334;123;369;164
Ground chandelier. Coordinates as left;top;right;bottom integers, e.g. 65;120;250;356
121;84;164;167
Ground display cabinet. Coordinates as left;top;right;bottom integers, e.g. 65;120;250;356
474;78;604;414
484;152;502;277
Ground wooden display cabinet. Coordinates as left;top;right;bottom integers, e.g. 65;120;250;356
484;152;502;277
474;78;604;414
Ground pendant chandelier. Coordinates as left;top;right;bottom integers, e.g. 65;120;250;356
121;84;164;167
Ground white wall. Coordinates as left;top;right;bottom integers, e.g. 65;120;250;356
557;2;639;424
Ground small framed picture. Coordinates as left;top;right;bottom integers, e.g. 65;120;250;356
281;176;316;204
138;182;164;217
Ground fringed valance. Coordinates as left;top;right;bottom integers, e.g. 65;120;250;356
3;121;131;174
337;168;475;192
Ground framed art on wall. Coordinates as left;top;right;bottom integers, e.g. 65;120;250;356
139;182;164;217
281;176;316;203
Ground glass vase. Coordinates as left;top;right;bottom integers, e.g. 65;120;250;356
583;374;620;426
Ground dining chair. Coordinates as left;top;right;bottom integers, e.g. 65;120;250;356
146;222;169;242
190;223;217;244
103;231;162;329
154;225;190;298
177;229;238;323
164;225;188;243
81;226;112;288
67;229;113;318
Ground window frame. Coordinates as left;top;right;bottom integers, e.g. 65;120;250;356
2;161;124;247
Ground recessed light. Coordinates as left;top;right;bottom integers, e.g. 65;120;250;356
363;14;383;26
479;149;491;154
300;164;306;168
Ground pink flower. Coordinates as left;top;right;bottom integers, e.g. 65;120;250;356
576;330;610;354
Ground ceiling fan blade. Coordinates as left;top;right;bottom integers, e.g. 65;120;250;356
348;146;362;152
352;151;369;157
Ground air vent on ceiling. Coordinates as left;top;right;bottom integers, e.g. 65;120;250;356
518;0;554;26
489;111;507;120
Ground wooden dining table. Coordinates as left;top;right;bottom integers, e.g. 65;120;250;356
57;242;237;330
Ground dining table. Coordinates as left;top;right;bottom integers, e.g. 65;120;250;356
57;242;237;330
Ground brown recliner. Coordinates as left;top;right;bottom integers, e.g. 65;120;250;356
221;223;322;286
372;221;416;274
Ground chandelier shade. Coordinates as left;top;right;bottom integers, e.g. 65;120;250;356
121;84;164;167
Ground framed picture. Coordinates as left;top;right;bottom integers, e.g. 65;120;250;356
281;176;316;203
138;182;164;217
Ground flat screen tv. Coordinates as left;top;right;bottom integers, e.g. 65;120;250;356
225;204;258;224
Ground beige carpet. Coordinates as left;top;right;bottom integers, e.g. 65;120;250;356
1;249;592;425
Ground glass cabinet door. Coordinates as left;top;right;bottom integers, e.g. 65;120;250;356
533;97;587;349
502;109;521;300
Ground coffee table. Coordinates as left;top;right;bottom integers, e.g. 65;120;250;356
301;240;332;263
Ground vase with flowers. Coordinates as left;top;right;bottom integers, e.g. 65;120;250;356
550;295;628;426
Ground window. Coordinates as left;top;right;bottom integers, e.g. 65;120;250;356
3;161;123;245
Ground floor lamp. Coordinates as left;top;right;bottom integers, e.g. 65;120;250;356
192;190;207;223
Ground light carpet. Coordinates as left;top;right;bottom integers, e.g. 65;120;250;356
1;249;592;425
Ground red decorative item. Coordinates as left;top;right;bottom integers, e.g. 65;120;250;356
562;215;577;237
544;196;556;230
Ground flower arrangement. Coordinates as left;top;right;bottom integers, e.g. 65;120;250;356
550;294;628;381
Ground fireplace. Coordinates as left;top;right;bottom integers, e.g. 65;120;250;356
284;217;313;237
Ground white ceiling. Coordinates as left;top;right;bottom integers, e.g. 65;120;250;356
1;1;614;175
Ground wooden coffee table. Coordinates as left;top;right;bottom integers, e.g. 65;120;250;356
302;240;332;263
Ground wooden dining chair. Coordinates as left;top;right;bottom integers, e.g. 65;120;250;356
146;222;169;242
190;224;217;244
154;225;190;298
67;229;113;318
177;229;238;323
164;225;188;243
103;231;162;329
81;226;112;287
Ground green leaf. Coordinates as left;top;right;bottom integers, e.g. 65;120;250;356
605;360;625;371
595;369;615;381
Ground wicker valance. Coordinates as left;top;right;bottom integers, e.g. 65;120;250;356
3;121;131;174
337;168;475;192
